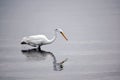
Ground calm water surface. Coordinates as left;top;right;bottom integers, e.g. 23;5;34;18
0;0;120;80
0;39;120;80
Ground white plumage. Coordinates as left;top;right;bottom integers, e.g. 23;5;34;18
21;28;68;50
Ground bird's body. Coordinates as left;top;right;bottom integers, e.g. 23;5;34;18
21;34;55;47
23;35;49;46
21;28;68;50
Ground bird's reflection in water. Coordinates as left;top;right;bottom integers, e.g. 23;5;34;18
21;48;68;71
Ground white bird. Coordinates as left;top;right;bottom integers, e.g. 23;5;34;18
21;28;68;50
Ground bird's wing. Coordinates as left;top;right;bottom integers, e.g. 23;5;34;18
27;35;49;44
29;35;47;40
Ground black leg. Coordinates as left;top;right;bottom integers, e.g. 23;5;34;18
38;45;41;51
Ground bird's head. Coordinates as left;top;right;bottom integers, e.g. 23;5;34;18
55;28;68;41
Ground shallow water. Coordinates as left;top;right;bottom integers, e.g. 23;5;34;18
0;0;120;80
0;39;120;80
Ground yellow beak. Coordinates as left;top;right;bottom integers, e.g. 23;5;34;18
60;32;68;41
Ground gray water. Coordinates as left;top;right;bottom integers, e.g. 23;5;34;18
0;0;120;80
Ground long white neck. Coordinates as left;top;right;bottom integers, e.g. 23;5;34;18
47;30;57;44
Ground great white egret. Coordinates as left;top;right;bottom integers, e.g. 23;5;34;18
21;28;68;50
